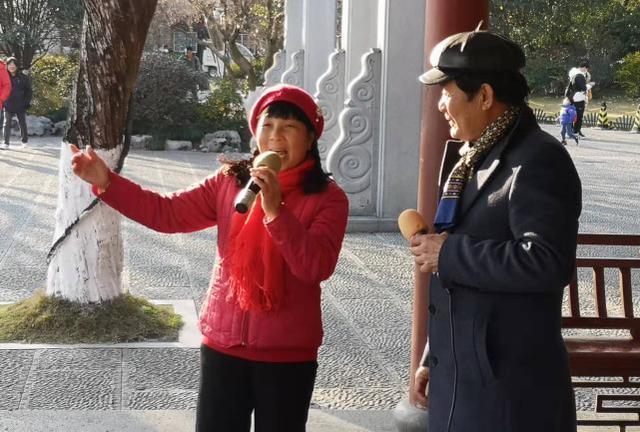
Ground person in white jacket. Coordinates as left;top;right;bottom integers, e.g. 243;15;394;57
566;60;595;137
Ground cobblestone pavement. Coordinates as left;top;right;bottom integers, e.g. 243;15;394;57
0;126;638;421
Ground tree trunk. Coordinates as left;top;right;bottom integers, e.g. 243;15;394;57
229;30;258;90
47;0;158;303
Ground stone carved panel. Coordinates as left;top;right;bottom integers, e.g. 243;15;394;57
327;49;382;216
281;49;305;88
264;50;286;87
315;49;346;166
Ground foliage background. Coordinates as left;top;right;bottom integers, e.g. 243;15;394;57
30;54;78;121
490;0;640;96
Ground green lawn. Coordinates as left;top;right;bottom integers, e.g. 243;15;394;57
529;96;639;119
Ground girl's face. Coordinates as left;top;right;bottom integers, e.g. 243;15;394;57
7;63;16;74
256;115;314;171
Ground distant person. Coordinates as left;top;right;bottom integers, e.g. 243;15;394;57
558;98;579;146
565;60;594;138
3;57;31;149
0;55;11;147
184;46;202;72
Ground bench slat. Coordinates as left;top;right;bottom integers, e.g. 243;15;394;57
620;267;634;319
576;258;640;268
563;317;640;332
593;267;607;317
577;234;640;246
569;268;580;317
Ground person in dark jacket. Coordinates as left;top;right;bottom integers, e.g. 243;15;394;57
3;57;32;149
566;60;594;138
410;29;581;432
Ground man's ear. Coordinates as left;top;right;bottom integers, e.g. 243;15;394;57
480;83;495;111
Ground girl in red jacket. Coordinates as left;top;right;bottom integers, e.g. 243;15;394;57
70;84;349;432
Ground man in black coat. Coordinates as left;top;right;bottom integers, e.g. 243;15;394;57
3;57;32;149
409;30;581;432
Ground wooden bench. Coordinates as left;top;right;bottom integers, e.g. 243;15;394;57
563;234;640;431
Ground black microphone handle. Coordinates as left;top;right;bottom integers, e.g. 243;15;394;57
234;180;262;213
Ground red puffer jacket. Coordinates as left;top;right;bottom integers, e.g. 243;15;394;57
96;168;349;362
0;62;11;109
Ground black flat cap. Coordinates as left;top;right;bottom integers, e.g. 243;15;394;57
419;30;525;85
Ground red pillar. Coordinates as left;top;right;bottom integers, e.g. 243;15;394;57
408;0;489;403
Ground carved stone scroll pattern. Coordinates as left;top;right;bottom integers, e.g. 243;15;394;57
314;49;346;164
264;50;287;87
327;49;382;216
281;49;305;88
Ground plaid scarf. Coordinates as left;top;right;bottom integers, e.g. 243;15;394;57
434;106;520;232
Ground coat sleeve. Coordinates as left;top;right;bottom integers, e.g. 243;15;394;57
573;73;587;93
438;144;582;294
94;170;220;233
25;75;32;108
0;68;11;104
264;184;349;284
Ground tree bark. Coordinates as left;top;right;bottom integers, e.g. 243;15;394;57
47;0;158;303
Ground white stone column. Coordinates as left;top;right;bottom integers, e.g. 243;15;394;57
341;0;379;84
284;0;304;55
374;0;425;225
302;0;336;93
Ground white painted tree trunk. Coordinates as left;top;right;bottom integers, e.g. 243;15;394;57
46;143;124;303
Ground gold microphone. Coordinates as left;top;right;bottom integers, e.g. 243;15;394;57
397;209;430;240
233;151;282;213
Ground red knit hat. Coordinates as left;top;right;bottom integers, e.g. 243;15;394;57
249;84;324;138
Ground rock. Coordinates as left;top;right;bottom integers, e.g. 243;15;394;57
204;130;241;151
9;115;53;136
201;134;227;152
130;135;152;150
222;144;240;153
27;115;54;136
53;121;67;136
165;140;192;151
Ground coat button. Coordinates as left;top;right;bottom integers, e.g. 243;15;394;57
428;304;437;315
430;356;439;368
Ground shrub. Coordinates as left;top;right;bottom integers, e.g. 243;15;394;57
197;78;247;132
29;55;78;120
132;52;205;140
615;51;640;99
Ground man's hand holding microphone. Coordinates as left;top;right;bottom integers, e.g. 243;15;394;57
398;209;448;275
397;209;449;409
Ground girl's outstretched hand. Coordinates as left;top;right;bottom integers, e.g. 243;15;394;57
69;144;111;192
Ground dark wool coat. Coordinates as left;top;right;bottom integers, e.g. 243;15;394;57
5;72;32;113
425;106;581;432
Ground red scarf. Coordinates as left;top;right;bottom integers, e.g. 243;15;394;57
225;159;315;312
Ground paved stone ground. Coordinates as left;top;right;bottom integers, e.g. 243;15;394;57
0;126;638;430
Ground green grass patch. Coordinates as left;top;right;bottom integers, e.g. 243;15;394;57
0;292;183;344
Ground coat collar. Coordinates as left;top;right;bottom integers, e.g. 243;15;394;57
439;106;539;222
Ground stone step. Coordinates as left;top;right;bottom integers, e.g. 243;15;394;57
0;409;397;432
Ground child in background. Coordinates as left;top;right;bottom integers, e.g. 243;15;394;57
558;98;579;146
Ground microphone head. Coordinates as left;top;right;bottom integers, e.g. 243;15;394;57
254;151;282;173
398;209;429;240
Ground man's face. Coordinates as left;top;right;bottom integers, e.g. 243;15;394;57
7;63;16;74
437;80;487;142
